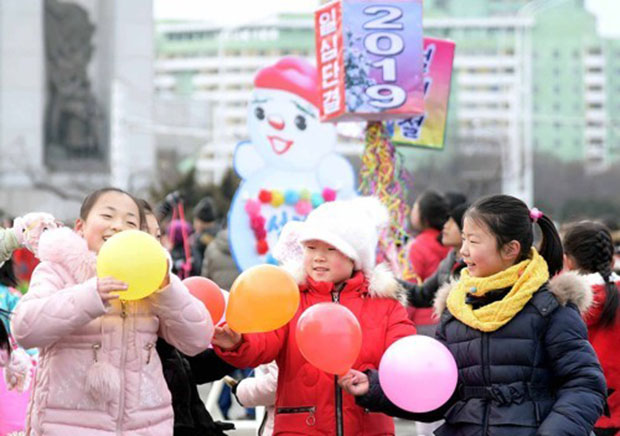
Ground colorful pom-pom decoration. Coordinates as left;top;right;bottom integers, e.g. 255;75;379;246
245;187;337;256
258;189;273;204
322;188;337;202
284;190;300;205
256;239;269;255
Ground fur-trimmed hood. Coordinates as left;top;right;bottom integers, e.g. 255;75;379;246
281;261;405;303
433;271;593;317
37;227;97;283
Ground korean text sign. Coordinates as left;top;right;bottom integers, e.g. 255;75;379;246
315;0;424;122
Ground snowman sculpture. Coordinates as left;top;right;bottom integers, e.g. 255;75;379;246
228;57;356;271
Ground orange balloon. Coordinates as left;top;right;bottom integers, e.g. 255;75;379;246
295;303;362;375
226;265;300;333
183;277;226;325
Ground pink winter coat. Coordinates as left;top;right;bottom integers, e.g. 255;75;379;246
11;228;213;436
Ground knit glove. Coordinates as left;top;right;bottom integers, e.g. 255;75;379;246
4;348;33;392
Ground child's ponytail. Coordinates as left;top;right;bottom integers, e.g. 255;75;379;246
564;221;618;327
534;213;564;277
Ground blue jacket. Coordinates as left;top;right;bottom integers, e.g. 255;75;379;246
357;273;607;436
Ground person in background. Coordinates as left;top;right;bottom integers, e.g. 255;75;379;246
141;199;236;436
192;197;220;273
0;259;36;436
563;221;620;436
168;219;200;278
202;226;239;291
406;190;451;332
403;202;469;311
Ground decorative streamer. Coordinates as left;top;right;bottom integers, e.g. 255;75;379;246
359;121;418;282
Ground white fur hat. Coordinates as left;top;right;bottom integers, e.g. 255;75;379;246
274;196;389;276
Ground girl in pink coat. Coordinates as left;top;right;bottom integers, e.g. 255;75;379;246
11;188;213;436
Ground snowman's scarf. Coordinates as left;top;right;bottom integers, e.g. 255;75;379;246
359;122;414;281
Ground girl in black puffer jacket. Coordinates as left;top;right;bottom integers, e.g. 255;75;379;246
341;195;607;435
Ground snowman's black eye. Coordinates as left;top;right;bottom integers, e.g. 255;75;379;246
255;107;265;120
295;115;307;130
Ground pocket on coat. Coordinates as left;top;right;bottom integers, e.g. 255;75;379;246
274;406;316;434
138;341;171;410
46;346;108;412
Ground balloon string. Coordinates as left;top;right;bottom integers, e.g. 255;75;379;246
176;203;192;280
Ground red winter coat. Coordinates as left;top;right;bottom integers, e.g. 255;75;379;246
583;273;620;430
407;228;450;326
215;266;416;436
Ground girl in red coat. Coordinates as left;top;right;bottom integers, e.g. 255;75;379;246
406;190;451;330
564;221;620;436
212;197;416;436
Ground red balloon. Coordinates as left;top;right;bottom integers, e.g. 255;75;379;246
183;277;226;324
295;303;362;375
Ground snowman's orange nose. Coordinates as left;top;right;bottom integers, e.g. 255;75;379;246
268;116;285;130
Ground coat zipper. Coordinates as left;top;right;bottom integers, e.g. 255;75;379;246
332;289;344;436
481;332;490;435
116;301;128;435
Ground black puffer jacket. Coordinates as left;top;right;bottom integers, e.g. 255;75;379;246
157;339;237;435
357;273;607;436
402;249;466;308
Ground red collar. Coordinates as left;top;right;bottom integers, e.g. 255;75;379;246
301;270;366;296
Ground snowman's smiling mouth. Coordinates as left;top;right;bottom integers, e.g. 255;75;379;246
268;136;294;155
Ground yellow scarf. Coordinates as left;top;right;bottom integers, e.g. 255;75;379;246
446;248;549;332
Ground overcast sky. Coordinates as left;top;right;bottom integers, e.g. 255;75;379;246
154;0;620;37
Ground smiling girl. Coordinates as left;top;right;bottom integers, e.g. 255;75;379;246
11;187;212;436
212;197;416;435
340;194;607;436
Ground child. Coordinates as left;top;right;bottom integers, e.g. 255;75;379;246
340;194;607;435
0;259;36;436
406;190;451;331
141;199;236;436
227;361;278;436
11;187;213;436
563;221;620;436
212;197;416;435
403;202;469;309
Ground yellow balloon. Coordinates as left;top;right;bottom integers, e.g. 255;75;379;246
226;264;300;333
96;230;168;301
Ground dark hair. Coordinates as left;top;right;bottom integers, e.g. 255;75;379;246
138;199;154;215
0;309;10;357
416;190;449;231
466;195;563;276
80;187;145;228
193;197;217;223
0;258;18;288
564;221;618;327
444;192;468;211
448;202;469;231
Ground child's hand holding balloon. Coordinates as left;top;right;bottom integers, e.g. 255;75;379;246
338;369;369;396
212;324;242;351
97;277;128;305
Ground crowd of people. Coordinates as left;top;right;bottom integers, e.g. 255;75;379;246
0;186;618;436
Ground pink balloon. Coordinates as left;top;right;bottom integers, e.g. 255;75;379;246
379;335;457;413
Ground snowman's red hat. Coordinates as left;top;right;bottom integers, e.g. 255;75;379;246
254;57;320;108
